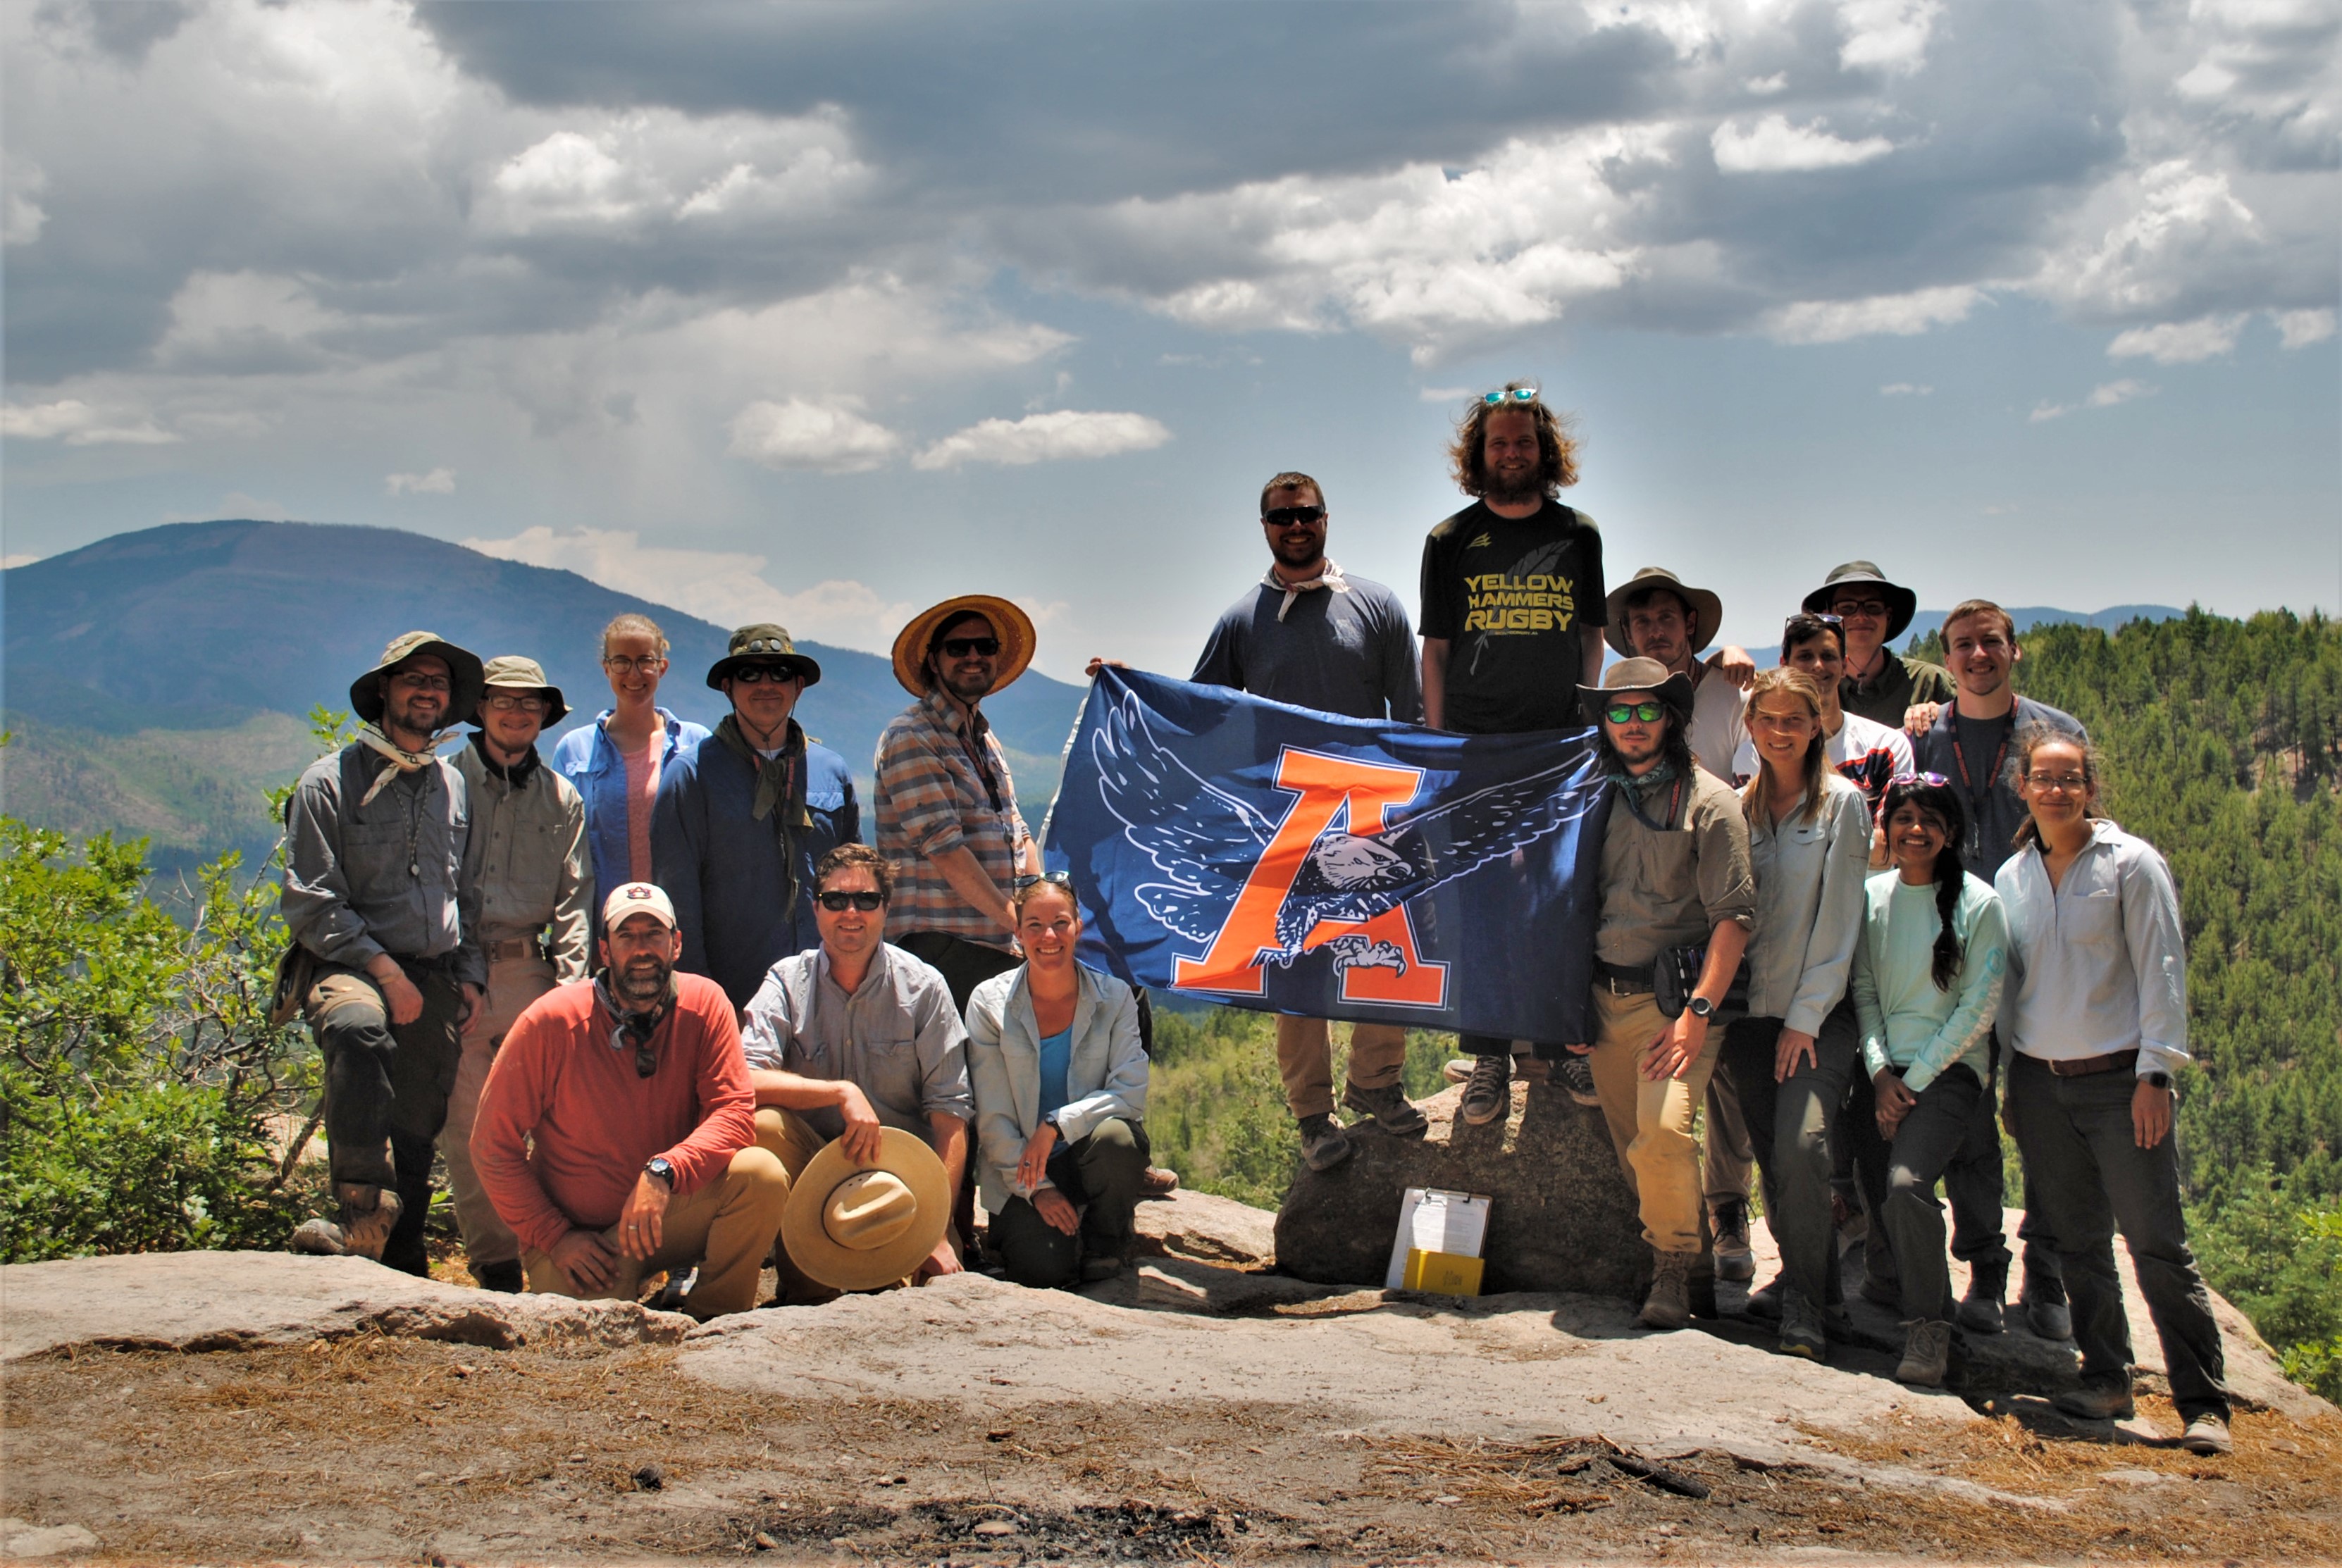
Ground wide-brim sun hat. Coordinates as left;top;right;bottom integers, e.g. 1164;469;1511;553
1604;566;1723;660
779;1126;953;1292
1579;654;1697;727
478;654;568;727
706;623;822;689
350;630;485;728
1802;561;1919;642
889;595;1036;699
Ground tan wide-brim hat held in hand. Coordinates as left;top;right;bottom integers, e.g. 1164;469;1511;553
889;595;1036;699
779;1126;953;1291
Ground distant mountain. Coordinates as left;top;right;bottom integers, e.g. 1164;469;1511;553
1732;602;2189;671
1;520;1087;866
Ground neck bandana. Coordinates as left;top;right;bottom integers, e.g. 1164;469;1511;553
354;722;454;807
469;730;542;788
1263;557;1349;622
712;713;811;925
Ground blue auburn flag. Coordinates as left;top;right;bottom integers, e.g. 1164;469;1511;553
1044;668;1613;1043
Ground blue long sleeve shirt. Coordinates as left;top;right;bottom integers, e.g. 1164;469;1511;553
551;708;710;929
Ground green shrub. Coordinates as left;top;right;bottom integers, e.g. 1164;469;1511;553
2188;1167;2342;1402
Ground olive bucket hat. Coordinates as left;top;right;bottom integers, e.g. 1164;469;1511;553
1802;561;1919;642
1603;566;1723;660
477;654;568;727
706;623;822;689
350;630;485;728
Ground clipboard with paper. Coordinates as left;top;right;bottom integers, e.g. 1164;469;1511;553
1385;1187;1492;1296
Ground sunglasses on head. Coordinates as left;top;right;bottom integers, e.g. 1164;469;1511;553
1482;386;1540;406
939;636;1001;659
816;890;885;912
1889;771;1953;789
730;665;797;685
1012;871;1075;892
1605;701;1666;724
1262;504;1327;528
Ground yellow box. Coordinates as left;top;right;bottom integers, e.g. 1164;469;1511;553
1402;1248;1485;1296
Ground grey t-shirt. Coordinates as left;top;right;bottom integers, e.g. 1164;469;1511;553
1191;572;1423;723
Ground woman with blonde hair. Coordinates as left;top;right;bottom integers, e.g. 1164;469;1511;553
553;613;711;925
1716;668;1875;1360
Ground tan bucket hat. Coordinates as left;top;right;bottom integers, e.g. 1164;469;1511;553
1579;655;1697;727
889;595;1036;699
1604;566;1723;659
478;654;568;726
780;1126;952;1291
349;630;484;727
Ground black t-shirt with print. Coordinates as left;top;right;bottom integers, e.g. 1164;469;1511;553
1418;498;1606;735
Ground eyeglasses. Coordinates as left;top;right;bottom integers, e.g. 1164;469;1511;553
1889;771;1953;788
483;693;547;714
2024;772;2090;793
1262;504;1327;528
1012;871;1075;892
940;637;1001;659
1830;599;1889;620
816;890;886;912
1604;702;1666;724
602;655;665;673
608;1021;659;1079
390;671;452;692
729;665;798;684
1482;386;1540;405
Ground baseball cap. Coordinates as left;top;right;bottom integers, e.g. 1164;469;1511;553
602;882;679;933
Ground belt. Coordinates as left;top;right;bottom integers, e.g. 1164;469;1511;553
1595;959;1656;995
485;935;545;964
2043;1049;2139;1078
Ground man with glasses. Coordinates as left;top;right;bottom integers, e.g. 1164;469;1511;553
439;656;591;1293
1420;384;1610;1125
1189;470;1427;1171
283;633;488;1273
740;845;972;1289
471;882;786;1321
653;624;859;1012
1910;599;2086;1341
1731;614;1914;821
1801;562;1956;732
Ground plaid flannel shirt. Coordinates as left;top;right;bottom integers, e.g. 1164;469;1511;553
874;688;1031;948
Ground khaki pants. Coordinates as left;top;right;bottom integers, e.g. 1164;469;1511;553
1587;987;1723;1256
754;1107;944;1297
1275;1017;1409;1121
521;1146;788;1321
439;951;557;1271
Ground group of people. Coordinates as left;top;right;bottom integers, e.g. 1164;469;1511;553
275;380;2231;1457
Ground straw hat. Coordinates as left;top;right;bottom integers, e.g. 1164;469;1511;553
779;1126;952;1291
888;595;1036;699
1603;566;1723;660
1579;655;1697;727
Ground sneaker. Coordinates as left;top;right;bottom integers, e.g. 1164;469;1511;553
475;1259;525;1294
1712;1200;1756;1283
2053;1381;2137;1422
2180;1412;2233;1456
1443;1054;1541;1084
1139;1166;1180;1199
2021;1270;2074;1341
646;1267;697;1312
1778;1285;1828;1362
1637;1250;1692;1331
1745;1276;1785;1322
1296;1113;1354;1172
1342;1081;1430;1138
1460;1053;1513;1126
1551;1051;1600;1107
1958;1261;2008;1336
1895;1319;1954;1386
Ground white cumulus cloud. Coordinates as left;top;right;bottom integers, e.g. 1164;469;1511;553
726;397;904;474
2107;313;2249;363
1762;285;1981;344
2273;308;2337;349
0;398;180;444
384;467;457;495
1711;115;1896;173
2030;378;2156;422
912;410;1172;471
1837;0;1943;73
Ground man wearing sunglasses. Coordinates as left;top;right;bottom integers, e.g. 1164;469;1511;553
1189;470;1427;1171
740;845;973;1290
653;623;860;1012
438;655;592;1294
471;882;786;1321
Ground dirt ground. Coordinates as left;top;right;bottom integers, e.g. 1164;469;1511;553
4;1327;2338;1567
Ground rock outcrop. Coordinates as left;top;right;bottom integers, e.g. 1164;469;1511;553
1274;1076;1648;1299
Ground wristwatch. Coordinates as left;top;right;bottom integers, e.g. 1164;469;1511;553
2141;1071;2174;1092
643;1157;675;1188
1687;995;1715;1019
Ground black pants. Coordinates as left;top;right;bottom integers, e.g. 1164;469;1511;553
988;1118;1152;1288
304;957;463;1276
1721;1004;1861;1309
1943;1033;2064;1285
2005;1054;2229;1421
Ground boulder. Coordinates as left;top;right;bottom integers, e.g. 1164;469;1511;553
1132;1187;1276;1266
1275;1077;1647;1300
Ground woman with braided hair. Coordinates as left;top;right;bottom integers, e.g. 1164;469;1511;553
1847;773;2008;1388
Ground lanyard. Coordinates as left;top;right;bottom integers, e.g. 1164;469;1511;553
1617;773;1685;833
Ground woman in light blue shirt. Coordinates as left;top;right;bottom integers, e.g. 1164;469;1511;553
551;614;710;928
965;875;1151;1288
1848;773;2007;1388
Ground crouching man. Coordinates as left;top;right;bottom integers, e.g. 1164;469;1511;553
741;844;972;1291
471;883;787;1321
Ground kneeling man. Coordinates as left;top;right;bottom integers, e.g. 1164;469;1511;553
471;883;786;1321
741;844;972;1286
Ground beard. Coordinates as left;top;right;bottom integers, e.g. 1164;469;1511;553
614;952;674;1006
1482;470;1547;508
383;693;446;740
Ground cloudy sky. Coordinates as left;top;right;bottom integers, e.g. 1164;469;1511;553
4;0;2335;679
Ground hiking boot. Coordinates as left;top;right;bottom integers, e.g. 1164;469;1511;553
1342;1081;1430;1138
1637;1249;1693;1331
2054;1379;2136;1423
1859;1267;1902;1309
2021;1269;2073;1341
1745;1275;1785;1321
1552;1051;1600;1107
1778;1285;1828;1362
1081;1254;1127;1283
1296;1113;1354;1172
291;1185;402;1262
1958;1259;2008;1336
1139;1166;1180;1199
1895;1319;1954;1387
475;1259;525;1294
1443;1054;1542;1084
1712;1200;1756;1283
1460;1053;1513;1126
2180;1412;2233;1456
